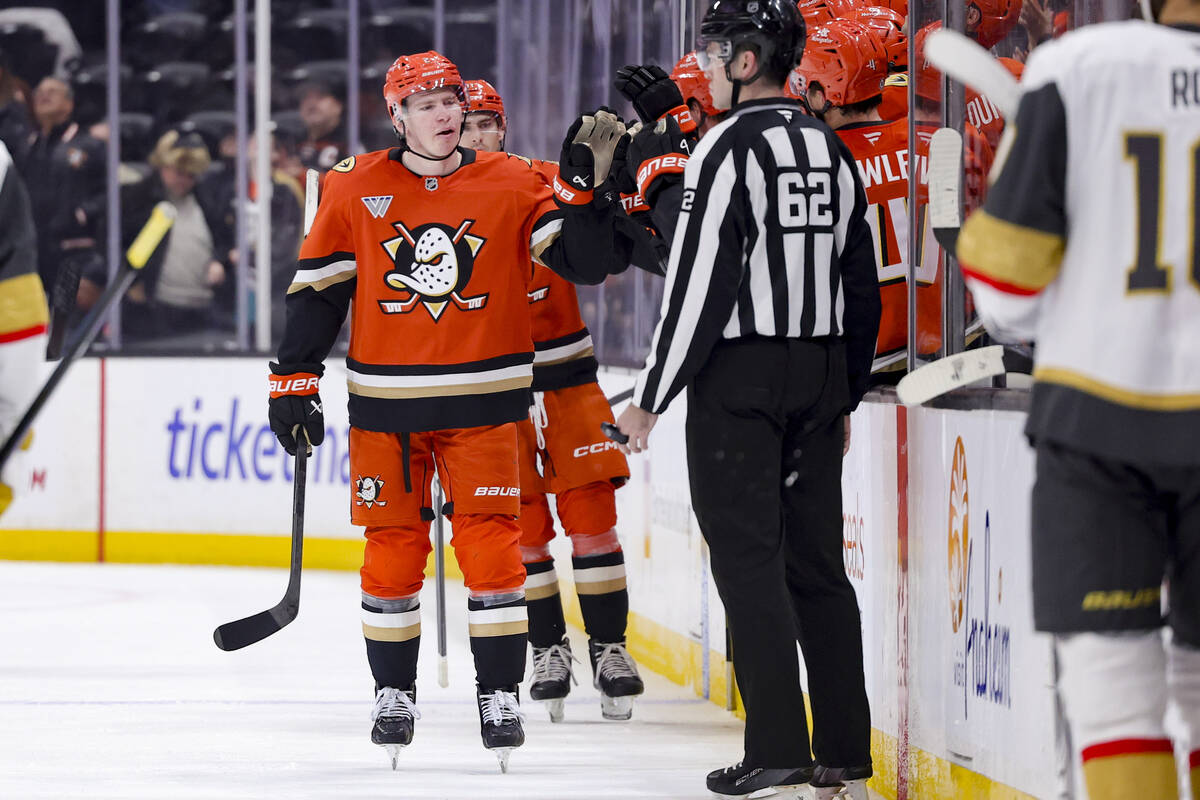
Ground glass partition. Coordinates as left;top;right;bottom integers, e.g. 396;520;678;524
1;0;1134;368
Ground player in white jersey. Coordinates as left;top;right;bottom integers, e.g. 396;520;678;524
0;140;49;517
957;1;1200;796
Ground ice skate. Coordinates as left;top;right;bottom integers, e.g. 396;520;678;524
588;639;644;720
811;764;871;799
706;760;813;799
370;686;420;770
477;685;525;773
528;637;579;722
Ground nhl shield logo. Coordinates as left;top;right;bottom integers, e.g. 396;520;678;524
424;176;439;191
378;219;489;320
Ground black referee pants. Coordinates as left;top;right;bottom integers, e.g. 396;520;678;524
686;337;871;770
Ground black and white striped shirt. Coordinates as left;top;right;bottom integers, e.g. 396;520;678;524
633;98;880;415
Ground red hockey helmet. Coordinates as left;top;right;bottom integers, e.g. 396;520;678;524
797;19;890;106
670;51;718;117
912;21;941;100
970;0;1022;48
849;5;907;68
796;0;838;26
382;51;467;130
872;0;908;19
464;78;506;126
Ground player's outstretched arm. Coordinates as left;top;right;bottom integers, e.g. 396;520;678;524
538;110;638;284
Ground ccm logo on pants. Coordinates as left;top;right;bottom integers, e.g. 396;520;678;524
474;486;520;496
573;441;620;458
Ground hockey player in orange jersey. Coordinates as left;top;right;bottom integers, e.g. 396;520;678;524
798;19;943;374
461;78;644;724
266;52;630;772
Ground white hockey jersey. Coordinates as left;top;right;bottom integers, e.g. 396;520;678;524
957;20;1200;466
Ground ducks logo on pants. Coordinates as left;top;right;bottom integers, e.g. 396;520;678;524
378;219;488;321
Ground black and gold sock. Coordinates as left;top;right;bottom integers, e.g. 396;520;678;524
572;550;628;643
362;593;420;689
523;558;567;648
468;592;528;688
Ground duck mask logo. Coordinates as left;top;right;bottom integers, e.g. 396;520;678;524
378;219;489;320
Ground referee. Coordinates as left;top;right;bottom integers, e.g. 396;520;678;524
611;1;880;796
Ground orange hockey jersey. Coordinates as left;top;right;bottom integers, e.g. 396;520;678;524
964;57;1023;152
278;147;613;432
836;118;943;359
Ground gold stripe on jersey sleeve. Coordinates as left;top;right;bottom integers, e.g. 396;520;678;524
286;268;356;294
347;375;531;400
1035;366;1200;411
957;208;1065;292
535;346;595;367
0;273;49;336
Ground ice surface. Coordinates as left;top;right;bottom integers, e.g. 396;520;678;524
0;561;756;800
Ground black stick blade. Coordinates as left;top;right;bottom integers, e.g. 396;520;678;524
213;603;296;651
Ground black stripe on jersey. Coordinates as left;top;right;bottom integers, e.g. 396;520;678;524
640;134;743;408
531;356;598;392
348;388;530;434
800;225;816;336
346;351;533;377
757;140;791;335
533;328;590;352
983;83;1068;236
278;278;356;366
297;250;356;270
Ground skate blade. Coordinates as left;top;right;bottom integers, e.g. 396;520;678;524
746;785;808;800
600;693;634;720
380;743;406;771
492;747;514;773
544;697;565;723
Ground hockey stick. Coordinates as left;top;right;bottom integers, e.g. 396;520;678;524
895;344;1034;406
924;29;1019;119
929;128;964;257
606;387;633;406
213;170;322;651
0;201;176;471
213;428;309;651
433;474;449;688
303;169;318;236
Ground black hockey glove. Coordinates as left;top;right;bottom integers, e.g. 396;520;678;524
626;116;691;207
609;126;640;197
555;109;626;208
614;64;697;134
268;361;325;456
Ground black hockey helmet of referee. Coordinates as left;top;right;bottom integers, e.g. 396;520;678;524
697;0;807;106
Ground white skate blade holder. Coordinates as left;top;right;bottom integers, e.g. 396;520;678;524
600;693;635;721
492;746;515;774
727;783;808;799
543;696;565;723
382;743;404;771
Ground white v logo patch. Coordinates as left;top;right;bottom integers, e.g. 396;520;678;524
361;195;393;219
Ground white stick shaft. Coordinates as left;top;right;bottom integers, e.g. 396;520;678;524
303;169;318;238
925;29;1020;119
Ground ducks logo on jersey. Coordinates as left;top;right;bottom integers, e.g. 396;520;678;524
378;219;489;320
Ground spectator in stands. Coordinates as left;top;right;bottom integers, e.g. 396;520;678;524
0;46;32;157
296;80;347;173
204;128;304;344
79;130;232;340
20;76;105;313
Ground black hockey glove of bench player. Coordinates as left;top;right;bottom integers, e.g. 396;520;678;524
268;362;325;456
626;115;691;207
555;108;626;208
613;64;698;135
